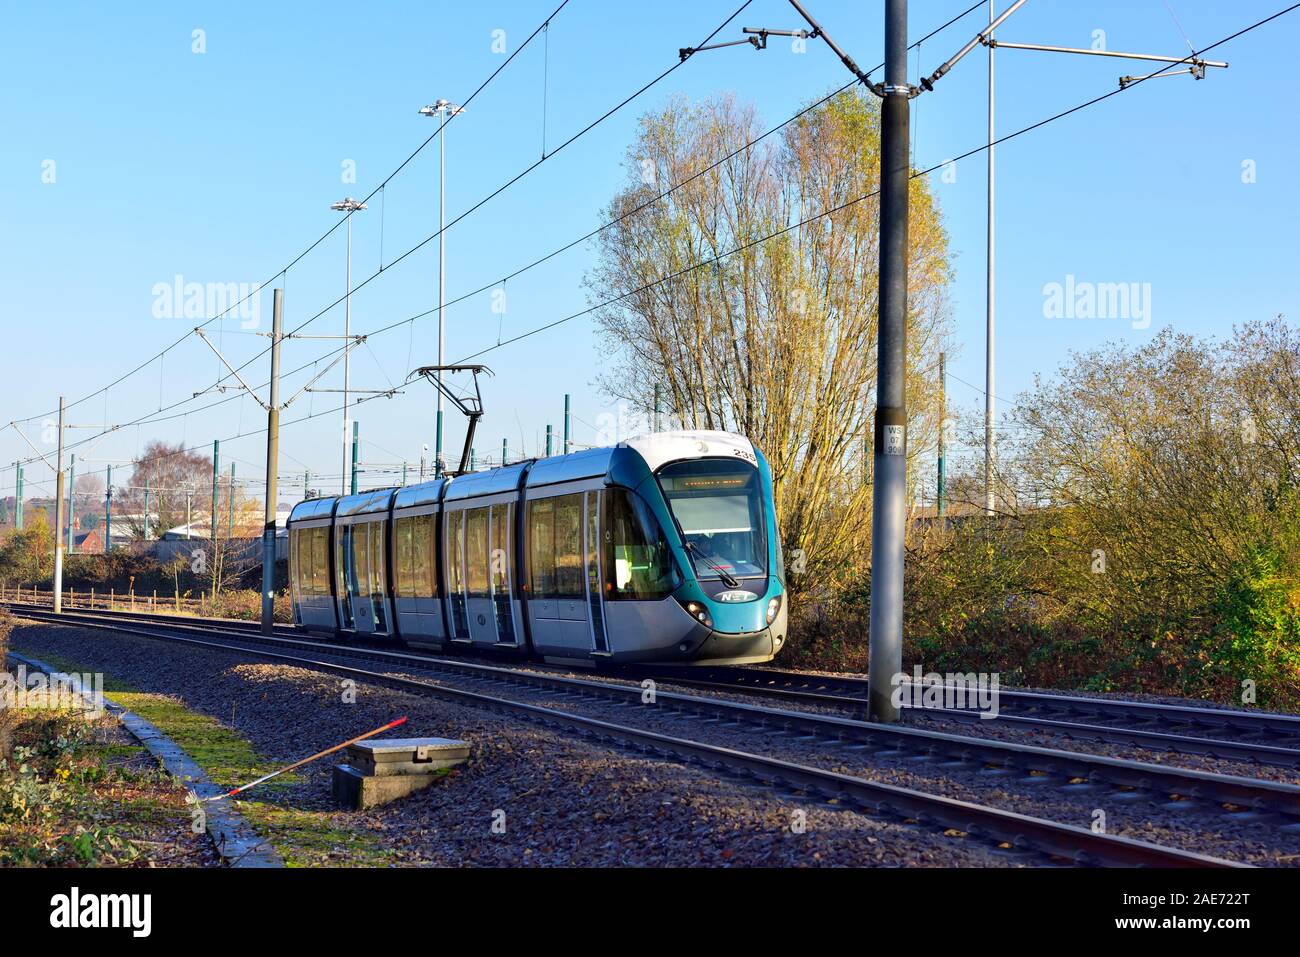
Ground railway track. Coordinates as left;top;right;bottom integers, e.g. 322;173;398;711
7;602;1288;866
12;599;1297;768
637;664;1300;767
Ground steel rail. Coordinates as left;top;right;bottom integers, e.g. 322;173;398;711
643;664;1300;753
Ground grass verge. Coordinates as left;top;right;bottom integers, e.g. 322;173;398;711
9;646;399;867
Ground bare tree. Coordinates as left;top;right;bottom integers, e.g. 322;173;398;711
117;441;215;540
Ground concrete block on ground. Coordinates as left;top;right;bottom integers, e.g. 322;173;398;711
333;763;443;810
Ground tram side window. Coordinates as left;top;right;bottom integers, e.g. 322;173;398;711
351;525;369;598
447;511;465;596
395;517;414;599
395;514;435;600
296;527;323;595
307;527;325;597
604;488;677;600
376;524;387;596
294;529;308;597
293;527;327;598
553;495;584;598
466;507;490;598
491;504;512;593
407;514;433;599
290;530;301;597
336;527;352;596
528;498;556;597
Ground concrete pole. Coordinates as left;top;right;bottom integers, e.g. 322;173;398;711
501;438;508;467
985;0;997;515
261;288;283;635
143;479;150;541
653;384;662;432
546;424;553;456
53;396;65;614
867;0;909;723
15;463;23;529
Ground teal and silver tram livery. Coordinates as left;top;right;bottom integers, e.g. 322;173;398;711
287;430;787;665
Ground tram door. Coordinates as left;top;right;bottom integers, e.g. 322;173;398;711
528;491;604;655
584;492;609;654
347;521;389;635
368;520;389;634
463;504;518;646
337;526;356;630
490;504;517;644
445;510;470;641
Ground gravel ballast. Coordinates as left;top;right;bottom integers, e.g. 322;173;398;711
12;621;1030;867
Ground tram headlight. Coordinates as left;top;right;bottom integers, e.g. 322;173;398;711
677;599;713;629
766;595;783;625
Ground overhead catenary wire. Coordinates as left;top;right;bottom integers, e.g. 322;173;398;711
115;2;1296;479
124;0;991;449
11;3;1292;496
10;0;764;475
456;3;1300;364
4;0;574;430
20;0;762;477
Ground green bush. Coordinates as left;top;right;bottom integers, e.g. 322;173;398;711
1204;544;1300;707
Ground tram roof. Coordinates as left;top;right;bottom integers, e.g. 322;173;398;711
286;431;758;521
524;446;615;488
287;496;337;523
391;477;448;509
445;462;531;501
335;487;396;519
621;430;757;472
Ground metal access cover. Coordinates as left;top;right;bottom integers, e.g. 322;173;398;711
346;737;470;776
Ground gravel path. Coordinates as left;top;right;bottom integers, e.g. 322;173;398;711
12;621;1024;867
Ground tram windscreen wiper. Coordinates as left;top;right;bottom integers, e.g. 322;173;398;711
685;541;740;588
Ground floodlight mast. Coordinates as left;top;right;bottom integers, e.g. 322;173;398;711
407;364;494;476
418;98;467;478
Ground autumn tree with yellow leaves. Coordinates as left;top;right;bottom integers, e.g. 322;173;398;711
586;90;953;593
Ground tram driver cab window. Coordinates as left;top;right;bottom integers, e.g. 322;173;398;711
603;488;676;600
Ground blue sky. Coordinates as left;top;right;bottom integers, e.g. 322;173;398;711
2;0;1297;504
